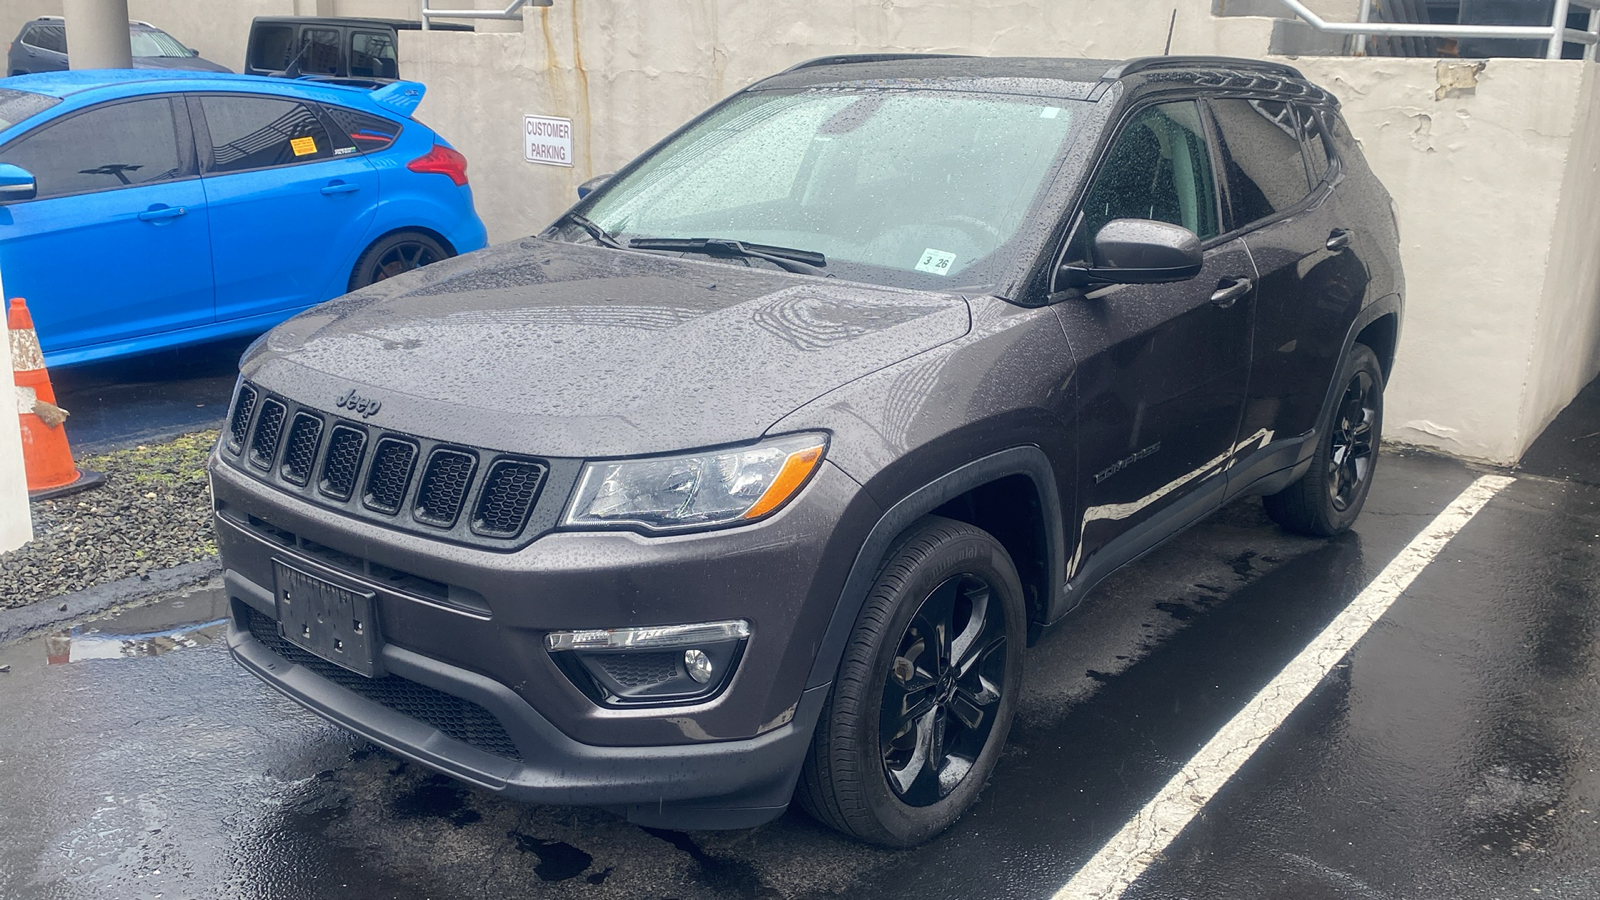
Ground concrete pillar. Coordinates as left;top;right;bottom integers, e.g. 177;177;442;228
0;267;34;554
62;0;132;70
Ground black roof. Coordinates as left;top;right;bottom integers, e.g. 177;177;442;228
248;16;472;32
757;53;1324;104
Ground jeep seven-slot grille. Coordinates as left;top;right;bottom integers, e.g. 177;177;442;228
415;448;477;528
280;413;323;486
248;399;287;470
363;438;418;515
221;382;552;549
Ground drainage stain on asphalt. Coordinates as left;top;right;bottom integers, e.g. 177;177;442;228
392;774;483;829
640;827;779;897
507;831;595;882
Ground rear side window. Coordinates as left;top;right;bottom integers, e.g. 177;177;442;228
350;31;397;79
1208;98;1312;229
250;25;294;71
1296;104;1332;185
25;25;67;54
1078;100;1220;247
323;105;401;154
300;28;341;75
199;95;334;173
1;98;186;199
1324;111;1362;164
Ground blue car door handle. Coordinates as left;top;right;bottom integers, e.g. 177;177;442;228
321;181;362;196
138;205;187;223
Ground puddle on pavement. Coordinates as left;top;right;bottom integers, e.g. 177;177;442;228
1;582;229;671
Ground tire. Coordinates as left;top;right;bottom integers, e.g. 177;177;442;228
797;516;1026;847
1263;342;1384;537
347;231;451;292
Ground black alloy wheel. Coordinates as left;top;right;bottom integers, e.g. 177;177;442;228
1263;341;1385;536
1327;368;1378;512
348;231;451;291
798;516;1025;847
880;573;1008;807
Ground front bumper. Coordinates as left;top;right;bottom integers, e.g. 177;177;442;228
211;450;879;825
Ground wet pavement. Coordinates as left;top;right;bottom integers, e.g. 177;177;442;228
1;417;1596;897
49;339;247;454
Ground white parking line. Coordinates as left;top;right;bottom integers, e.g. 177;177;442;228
1053;473;1516;900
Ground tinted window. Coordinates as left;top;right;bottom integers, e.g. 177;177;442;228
1297;104;1331;185
1;98;184;199
1209;98;1312;228
25;25;67;54
200;96;333;173
323;105;401;153
350;32;397;79
1325;111;1361;163
250;25;294;71
301;28;340;75
1078;100;1220;249
0;88;61;133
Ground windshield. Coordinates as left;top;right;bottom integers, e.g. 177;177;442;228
0;89;60;135
577;89;1081;291
130;29;193;58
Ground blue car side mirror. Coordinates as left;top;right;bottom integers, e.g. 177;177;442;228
0;163;37;203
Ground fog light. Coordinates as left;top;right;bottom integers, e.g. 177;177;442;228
545;620;750;706
684;648;713;683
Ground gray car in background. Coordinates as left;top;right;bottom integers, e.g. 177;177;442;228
6;17;232;76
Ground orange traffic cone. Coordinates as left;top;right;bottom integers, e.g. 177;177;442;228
9;298;103;500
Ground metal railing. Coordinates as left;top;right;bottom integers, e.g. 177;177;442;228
1273;0;1600;59
419;0;551;30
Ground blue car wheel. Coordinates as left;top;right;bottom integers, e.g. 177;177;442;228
347;230;450;291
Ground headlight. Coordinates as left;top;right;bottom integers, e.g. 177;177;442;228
563;433;827;533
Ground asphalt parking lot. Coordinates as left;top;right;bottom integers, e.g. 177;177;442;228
1;374;1595;900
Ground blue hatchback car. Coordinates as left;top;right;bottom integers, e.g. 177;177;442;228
0;70;487;366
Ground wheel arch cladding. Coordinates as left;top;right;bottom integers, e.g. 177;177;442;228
804;446;1065;690
1355;311;1399;383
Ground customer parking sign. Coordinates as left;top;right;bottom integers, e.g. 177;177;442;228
524;115;573;167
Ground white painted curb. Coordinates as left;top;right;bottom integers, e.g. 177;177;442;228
0;266;33;553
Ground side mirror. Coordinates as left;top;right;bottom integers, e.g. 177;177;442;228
189;48;200;57
0;163;37;203
576;173;613;200
1058;219;1203;288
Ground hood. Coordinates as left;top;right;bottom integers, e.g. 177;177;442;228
244;239;972;457
133;56;233;73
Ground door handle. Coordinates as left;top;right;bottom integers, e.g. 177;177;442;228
1210;277;1253;309
137;205;187;222
1326;228;1353;252
321;181;361;196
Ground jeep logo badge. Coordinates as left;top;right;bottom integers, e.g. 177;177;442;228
336;389;382;418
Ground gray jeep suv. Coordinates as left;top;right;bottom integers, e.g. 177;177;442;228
211;54;1403;846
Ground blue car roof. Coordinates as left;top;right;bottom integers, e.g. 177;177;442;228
2;70;402;111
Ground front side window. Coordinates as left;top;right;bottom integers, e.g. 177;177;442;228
350;32;397;79
0;98;184;199
1076;100;1220;253
199;96;333;173
1209;98;1312;229
580;90;1081;288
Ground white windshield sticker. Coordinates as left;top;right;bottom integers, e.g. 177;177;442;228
915;248;957;276
1041;106;1061;119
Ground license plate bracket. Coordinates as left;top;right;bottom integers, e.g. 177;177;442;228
274;561;381;677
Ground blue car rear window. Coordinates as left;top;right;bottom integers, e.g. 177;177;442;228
0;89;62;134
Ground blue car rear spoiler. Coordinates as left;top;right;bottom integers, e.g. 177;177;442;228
369;81;427;118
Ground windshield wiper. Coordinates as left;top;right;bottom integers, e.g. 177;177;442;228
563;213;627;250
627;237;828;276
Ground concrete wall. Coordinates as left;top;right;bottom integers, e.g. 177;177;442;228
1293;57;1600;462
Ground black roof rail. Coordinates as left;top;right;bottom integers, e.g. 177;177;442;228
779;53;973;74
1104;56;1305;81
